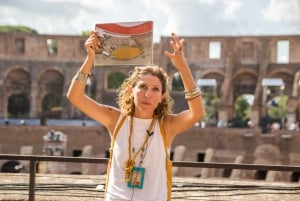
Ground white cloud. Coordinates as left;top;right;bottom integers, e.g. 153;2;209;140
198;0;217;5
264;0;300;23
142;0;190;38
223;0;241;19
198;0;242;20
0;0;299;42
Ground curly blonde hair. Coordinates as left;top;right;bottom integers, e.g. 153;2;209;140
117;65;173;117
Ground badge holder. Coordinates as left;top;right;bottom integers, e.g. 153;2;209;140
127;167;145;189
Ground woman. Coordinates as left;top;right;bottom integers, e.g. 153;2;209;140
67;31;205;201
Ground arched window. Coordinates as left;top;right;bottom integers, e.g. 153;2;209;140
7;93;30;118
42;92;62;118
172;72;184;91
107;72;127;90
227;94;254;128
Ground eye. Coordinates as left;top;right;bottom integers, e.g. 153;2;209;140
138;84;147;90
153;87;160;92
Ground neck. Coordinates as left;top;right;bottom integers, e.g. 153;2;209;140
133;110;154;119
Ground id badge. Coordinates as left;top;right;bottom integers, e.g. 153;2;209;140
127;167;145;189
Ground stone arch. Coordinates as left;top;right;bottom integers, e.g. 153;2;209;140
290;171;300;182
230;70;257;124
104;69;128;91
106;71;127;90
232;72;257;102
3;67;31;117
171;71;184;91
201;71;224;97
1;160;22;173
201;68;225;78
3;67;31;95
38;68;65;93
292;71;300;97
269;69;294;97
85;75;97;98
232;68;257;80
37;69;65;118
166;68;183;92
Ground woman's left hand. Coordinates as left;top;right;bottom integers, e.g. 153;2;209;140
164;32;187;70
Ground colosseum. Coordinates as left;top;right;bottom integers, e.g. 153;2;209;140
0;32;300;182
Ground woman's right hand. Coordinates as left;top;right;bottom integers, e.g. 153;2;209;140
84;31;100;57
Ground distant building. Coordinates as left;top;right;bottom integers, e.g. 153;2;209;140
0;32;299;128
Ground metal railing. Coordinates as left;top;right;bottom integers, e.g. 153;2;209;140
0;154;300;201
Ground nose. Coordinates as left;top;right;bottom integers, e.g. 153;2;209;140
145;90;152;98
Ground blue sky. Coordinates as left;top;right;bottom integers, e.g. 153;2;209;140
1;0;300;42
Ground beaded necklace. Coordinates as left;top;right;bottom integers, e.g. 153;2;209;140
124;115;156;183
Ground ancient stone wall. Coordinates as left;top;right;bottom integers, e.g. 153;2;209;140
0;125;299;182
0;32;299;125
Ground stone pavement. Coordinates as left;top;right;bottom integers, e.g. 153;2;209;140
0;173;299;201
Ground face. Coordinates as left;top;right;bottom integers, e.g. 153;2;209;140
132;74;164;118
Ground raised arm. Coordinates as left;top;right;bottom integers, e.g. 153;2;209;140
66;31;120;134
164;33;205;142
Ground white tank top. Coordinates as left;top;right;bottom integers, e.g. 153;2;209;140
105;115;167;201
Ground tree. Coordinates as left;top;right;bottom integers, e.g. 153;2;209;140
8;93;30;118
0;25;38;34
235;95;250;121
268;95;288;119
42;92;62;111
172;72;184;91
203;94;220;126
81;31;90;36
107;72;127;89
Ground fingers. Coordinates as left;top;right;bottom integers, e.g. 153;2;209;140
171;33;181;46
170;32;184;53
92;32;100;49
85;31;100;53
165;32;187;69
164;32;184;58
164;50;172;58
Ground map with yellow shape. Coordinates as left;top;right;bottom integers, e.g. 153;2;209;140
94;21;153;66
112;47;141;60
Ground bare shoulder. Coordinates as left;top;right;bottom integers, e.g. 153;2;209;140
163;113;181;128
97;105;121;134
162;111;196;141
161;114;177;145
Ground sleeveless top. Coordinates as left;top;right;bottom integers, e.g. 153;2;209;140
105;115;167;201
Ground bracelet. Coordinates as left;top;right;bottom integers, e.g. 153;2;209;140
184;87;200;95
185;87;201;101
74;70;91;83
